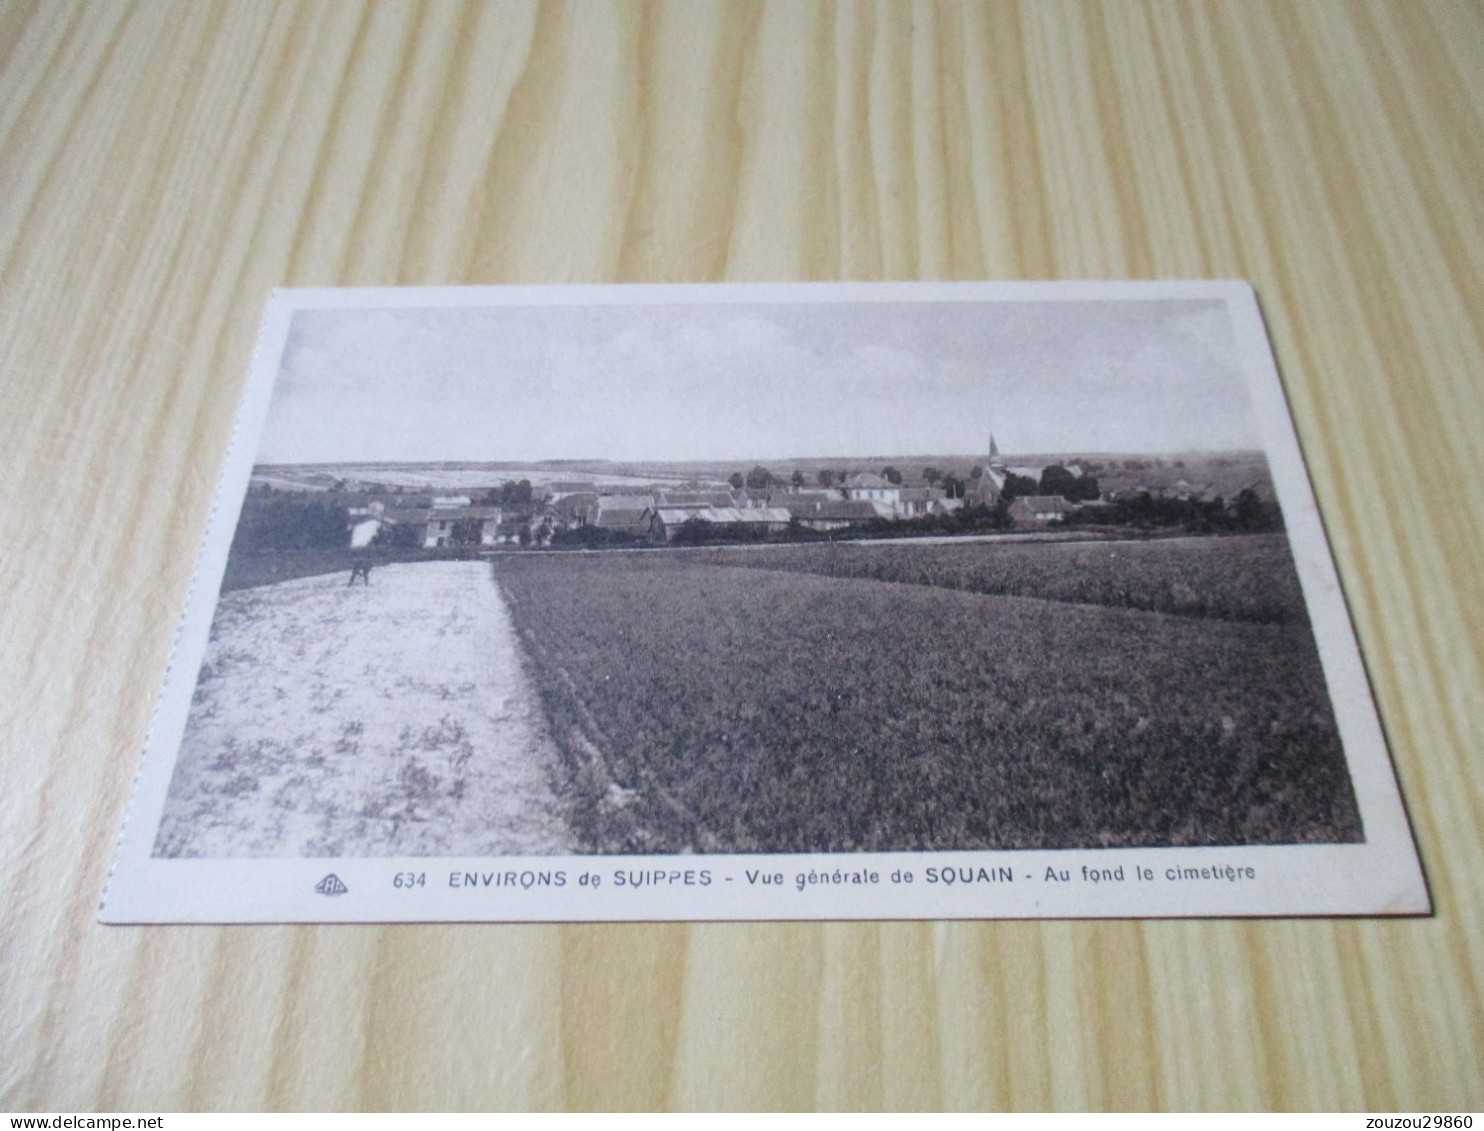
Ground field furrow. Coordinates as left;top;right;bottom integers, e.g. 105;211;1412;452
493;550;1360;854
694;534;1308;624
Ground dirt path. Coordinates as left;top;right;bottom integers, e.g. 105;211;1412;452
154;562;573;857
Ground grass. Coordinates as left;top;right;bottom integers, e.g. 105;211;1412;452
493;548;1361;854
693;534;1308;625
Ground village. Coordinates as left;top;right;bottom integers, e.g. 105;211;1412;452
233;437;1277;569
288;439;1119;553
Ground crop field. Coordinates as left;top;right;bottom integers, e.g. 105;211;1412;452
696;534;1308;625
493;548;1360;854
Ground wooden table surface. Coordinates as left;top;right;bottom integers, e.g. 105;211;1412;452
2;0;1482;1112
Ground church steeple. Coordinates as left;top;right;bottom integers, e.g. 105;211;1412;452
972;430;1008;507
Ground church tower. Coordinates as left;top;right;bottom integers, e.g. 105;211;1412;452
973;432;1008;506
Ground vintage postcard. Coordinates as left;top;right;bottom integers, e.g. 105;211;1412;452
102;282;1428;922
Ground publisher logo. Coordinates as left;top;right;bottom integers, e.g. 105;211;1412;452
314;874;348;896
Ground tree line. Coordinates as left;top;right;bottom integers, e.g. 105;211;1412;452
723;463;1102;501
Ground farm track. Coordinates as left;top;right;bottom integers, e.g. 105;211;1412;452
155;562;574;857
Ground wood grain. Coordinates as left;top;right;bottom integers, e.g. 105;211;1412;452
2;0;1481;1111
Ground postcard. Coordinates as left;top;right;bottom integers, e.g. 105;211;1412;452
102;282;1428;922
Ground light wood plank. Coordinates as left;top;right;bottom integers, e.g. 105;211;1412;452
1;0;1481;1110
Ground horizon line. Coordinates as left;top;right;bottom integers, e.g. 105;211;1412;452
256;446;1267;470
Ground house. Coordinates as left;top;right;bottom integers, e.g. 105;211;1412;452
534;506;570;534
381;508;431;545
468;505;507;544
383;505;503;547
1008;495;1073;527
551;492;599;526
490;519;526;545
594;494;657;537
593;505;655;539
737;488;782;509
425;505;503;547
745;506;793;532
596;493;655;514
1168;479;1210;501
653;490;738;509
895;487;944;517
841;473;902;506
651;506;792;541
787;499;889;532
531;511;565;545
652;505;714;528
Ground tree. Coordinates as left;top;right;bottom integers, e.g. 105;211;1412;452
1231;487;1281;532
817;469;837;488
672;517;715;545
745;465;774;490
922;466;943;486
729;471;745;490
940;474;965;499
880;466;902;485
791;470;805;489
450;518;484;546
1002;472;1038;501
499;479;533;508
373;522;420;550
1067;475;1101;502
995;494;1016;526
969;465;984;480
232;497;351;552
1039;464;1079;498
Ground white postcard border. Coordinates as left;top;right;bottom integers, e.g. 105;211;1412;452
102;281;1430;923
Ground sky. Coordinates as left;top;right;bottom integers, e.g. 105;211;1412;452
256;298;1263;464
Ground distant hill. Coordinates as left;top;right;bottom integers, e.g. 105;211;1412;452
251;450;1273;498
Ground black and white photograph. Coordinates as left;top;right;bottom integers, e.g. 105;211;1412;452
104;283;1427;922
